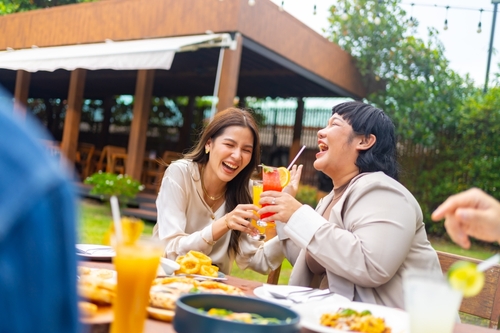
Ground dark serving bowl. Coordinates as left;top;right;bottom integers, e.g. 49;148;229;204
173;294;300;333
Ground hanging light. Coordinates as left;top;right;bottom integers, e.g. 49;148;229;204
248;0;255;6
374;14;381;25
443;6;449;31
279;1;284;11
408;3;414;27
477;9;483;33
341;9;349;20
313;4;317;15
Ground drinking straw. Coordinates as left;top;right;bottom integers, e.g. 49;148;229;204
110;195;123;244
477;253;500;272
287;145;306;170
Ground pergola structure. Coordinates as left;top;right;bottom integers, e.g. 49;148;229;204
0;0;366;182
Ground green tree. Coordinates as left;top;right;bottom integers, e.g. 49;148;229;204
327;0;477;146
0;0;96;15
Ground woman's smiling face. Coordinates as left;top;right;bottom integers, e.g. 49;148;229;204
314;113;360;178
205;125;254;183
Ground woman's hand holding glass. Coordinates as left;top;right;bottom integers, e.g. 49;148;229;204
258;191;303;224
224;204;261;237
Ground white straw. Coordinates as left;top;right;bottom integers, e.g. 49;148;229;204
287;145;306;170
477;253;500;272
110;195;123;244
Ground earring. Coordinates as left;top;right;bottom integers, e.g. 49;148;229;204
205;147;209;154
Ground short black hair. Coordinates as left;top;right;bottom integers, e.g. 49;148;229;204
333;101;399;180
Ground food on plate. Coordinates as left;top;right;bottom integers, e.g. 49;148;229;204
77;267;117;304
320;308;391;333
203;308;289;324
447;260;485;298
175;250;219;277
147;276;244;322
147;306;175;322
78;301;98;317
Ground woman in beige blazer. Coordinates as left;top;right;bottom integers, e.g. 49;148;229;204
259;101;442;309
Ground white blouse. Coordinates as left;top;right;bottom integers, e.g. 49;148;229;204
153;159;284;275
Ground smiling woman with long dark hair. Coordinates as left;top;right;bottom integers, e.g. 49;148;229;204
259;101;442;309
153;107;285;275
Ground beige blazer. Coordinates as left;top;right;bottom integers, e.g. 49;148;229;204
276;172;442;309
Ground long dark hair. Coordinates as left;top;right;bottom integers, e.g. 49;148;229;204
184;107;261;256
333;101;399;180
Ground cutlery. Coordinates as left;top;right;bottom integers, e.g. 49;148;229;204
175;273;227;281
267;288;333;303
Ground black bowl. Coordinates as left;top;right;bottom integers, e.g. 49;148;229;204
173;294;300;333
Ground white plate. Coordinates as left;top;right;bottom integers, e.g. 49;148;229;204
76;244;115;260
175;272;226;281
293;300;409;333
253;285;350;307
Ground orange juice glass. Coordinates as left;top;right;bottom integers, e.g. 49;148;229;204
250;180;266;241
110;237;164;333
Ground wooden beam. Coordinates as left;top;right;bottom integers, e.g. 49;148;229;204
60;68;86;164
126;69;155;181
217;33;242;112
289;98;305;166
13;70;31;118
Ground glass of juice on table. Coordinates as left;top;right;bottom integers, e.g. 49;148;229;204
111;236;164;333
250;180;266;241
403;270;462;333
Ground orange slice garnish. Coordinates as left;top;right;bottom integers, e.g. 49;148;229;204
277;167;291;188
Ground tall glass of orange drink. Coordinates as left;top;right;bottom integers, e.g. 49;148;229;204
110;237;164;333
250;180;266;241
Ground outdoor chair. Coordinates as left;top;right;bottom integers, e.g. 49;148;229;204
265;227;281;285
96;145;126;173
437;250;500;329
141;150;182;194
75;142;95;180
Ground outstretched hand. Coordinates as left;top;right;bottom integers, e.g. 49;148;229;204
283;164;303;197
431;188;500;249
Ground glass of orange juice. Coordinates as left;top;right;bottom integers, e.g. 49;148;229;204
250;180;266;241
110;236;164;333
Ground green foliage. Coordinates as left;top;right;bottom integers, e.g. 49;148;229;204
295;184;318;208
0;0;97;15
84;172;144;203
327;0;477;146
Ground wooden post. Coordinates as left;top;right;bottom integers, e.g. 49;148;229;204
217;34;243;112
13;70;31;118
126;69;155;181
179;96;196;152
289;98;305;166
100;96;113;149
61;68;87;163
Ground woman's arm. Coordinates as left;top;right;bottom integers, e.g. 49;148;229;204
285;179;417;288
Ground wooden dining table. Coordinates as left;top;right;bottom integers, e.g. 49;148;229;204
79;260;497;333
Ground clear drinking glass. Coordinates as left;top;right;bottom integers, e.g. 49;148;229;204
250;180;266;241
110;236;164;333
261;166;283;222
403;270;462;333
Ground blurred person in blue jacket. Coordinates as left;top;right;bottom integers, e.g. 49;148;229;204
0;87;79;333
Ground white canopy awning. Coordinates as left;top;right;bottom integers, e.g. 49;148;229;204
0;33;235;72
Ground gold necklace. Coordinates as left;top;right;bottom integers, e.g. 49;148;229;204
201;165;226;201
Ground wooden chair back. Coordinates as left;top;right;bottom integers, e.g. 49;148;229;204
75;143;95;180
96;145;126;173
151;151;182;193
265;227;281;285
437;251;500;329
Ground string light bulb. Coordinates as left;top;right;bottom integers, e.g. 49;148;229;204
279;1;284;11
341;9;349;20
443;6;449;31
477;9;483;34
313;4;317;15
248;0;255;6
408;3;414;27
374;14;381;25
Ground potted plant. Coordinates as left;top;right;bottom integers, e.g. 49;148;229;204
84;171;144;205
